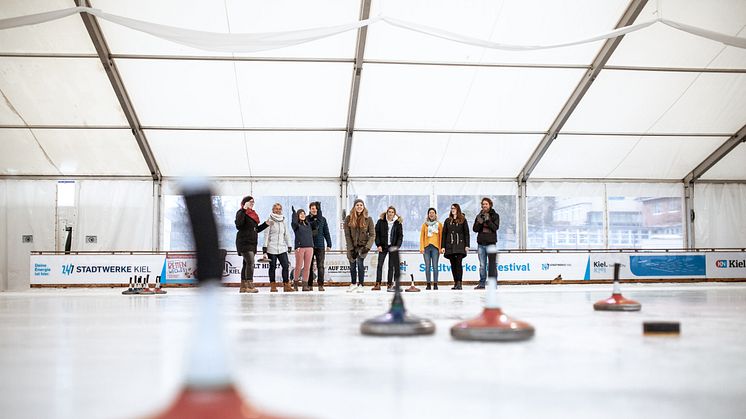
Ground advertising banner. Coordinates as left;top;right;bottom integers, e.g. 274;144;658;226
31;250;746;285
31;255;166;285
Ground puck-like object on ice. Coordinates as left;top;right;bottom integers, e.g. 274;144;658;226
643;321;680;335
360;249;435;337
593;263;640;312
450;307;535;341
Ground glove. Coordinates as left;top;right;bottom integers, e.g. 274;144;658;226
288;247;293;253
262;247;267;254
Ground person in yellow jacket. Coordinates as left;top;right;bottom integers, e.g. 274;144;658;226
419;207;443;290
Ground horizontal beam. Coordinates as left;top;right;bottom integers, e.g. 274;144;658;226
4;53;745;74
0;125;732;137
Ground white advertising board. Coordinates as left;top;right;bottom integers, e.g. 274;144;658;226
30;250;746;285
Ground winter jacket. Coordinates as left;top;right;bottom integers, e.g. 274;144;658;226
291;208;315;249
374;213;403;249
343;214;375;261
308;202;332;249
441;217;470;257
263;213;293;255
472;209;500;245
234;209;269;254
419;221;443;253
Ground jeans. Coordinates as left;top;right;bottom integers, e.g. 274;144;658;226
309;247;326;285
423;244;440;284
268;252;289;283
477;244;497;286
349;256;366;285
240;251;255;281
376;250;397;286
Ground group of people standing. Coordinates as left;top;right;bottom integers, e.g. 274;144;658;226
235;197;331;293
235;196;500;293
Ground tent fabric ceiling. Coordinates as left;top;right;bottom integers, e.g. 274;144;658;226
0;0;745;180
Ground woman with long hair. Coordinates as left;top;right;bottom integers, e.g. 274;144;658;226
235;196;271;293
420;208;443;290
373;206;403;291
343;199;376;293
441;203;470;290
263;203;294;292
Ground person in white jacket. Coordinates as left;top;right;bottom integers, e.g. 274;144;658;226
262;203;294;292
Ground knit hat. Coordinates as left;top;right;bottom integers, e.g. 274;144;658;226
353;198;364;207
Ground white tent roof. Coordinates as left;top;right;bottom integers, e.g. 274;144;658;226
1;0;745;181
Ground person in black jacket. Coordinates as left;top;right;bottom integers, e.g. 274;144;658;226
373;206;403;291
235;196;271;293
472;197;500;289
441;203;470;290
307;201;332;291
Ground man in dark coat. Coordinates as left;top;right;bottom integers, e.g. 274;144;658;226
307;201;333;291
472;197;500;289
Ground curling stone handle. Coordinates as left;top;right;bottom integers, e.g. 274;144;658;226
183;184;222;284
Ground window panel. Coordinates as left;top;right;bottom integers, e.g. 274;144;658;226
348;194;430;250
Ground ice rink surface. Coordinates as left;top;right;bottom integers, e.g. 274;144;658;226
1;283;746;419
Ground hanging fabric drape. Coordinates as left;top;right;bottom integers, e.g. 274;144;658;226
0;6;745;53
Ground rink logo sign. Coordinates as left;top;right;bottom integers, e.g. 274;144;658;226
715;259;746;268
62;264;74;275
542;263;550;271
62;264;152;275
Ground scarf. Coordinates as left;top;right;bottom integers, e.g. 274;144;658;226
426;219;439;237
244;207;259;224
269;212;285;223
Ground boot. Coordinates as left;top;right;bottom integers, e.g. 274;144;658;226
433;283;438;290
451;280;460;290
318;281;325;292
283;282;295;292
456;281;462;290
239;280;249;293
474;283;485;290
246;280;258;294
372;282;381;291
270;282;278;292
307;279;314;291
425;283;431;290
302;281;312;292
293;280;299;291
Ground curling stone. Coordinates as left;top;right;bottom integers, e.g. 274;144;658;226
450;246;534;342
593;263;641;311
360;248;435;336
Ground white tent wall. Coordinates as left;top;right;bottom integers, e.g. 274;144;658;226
4;180;56;290
76;180;155;251
694;183;746;248
0;181;6;291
